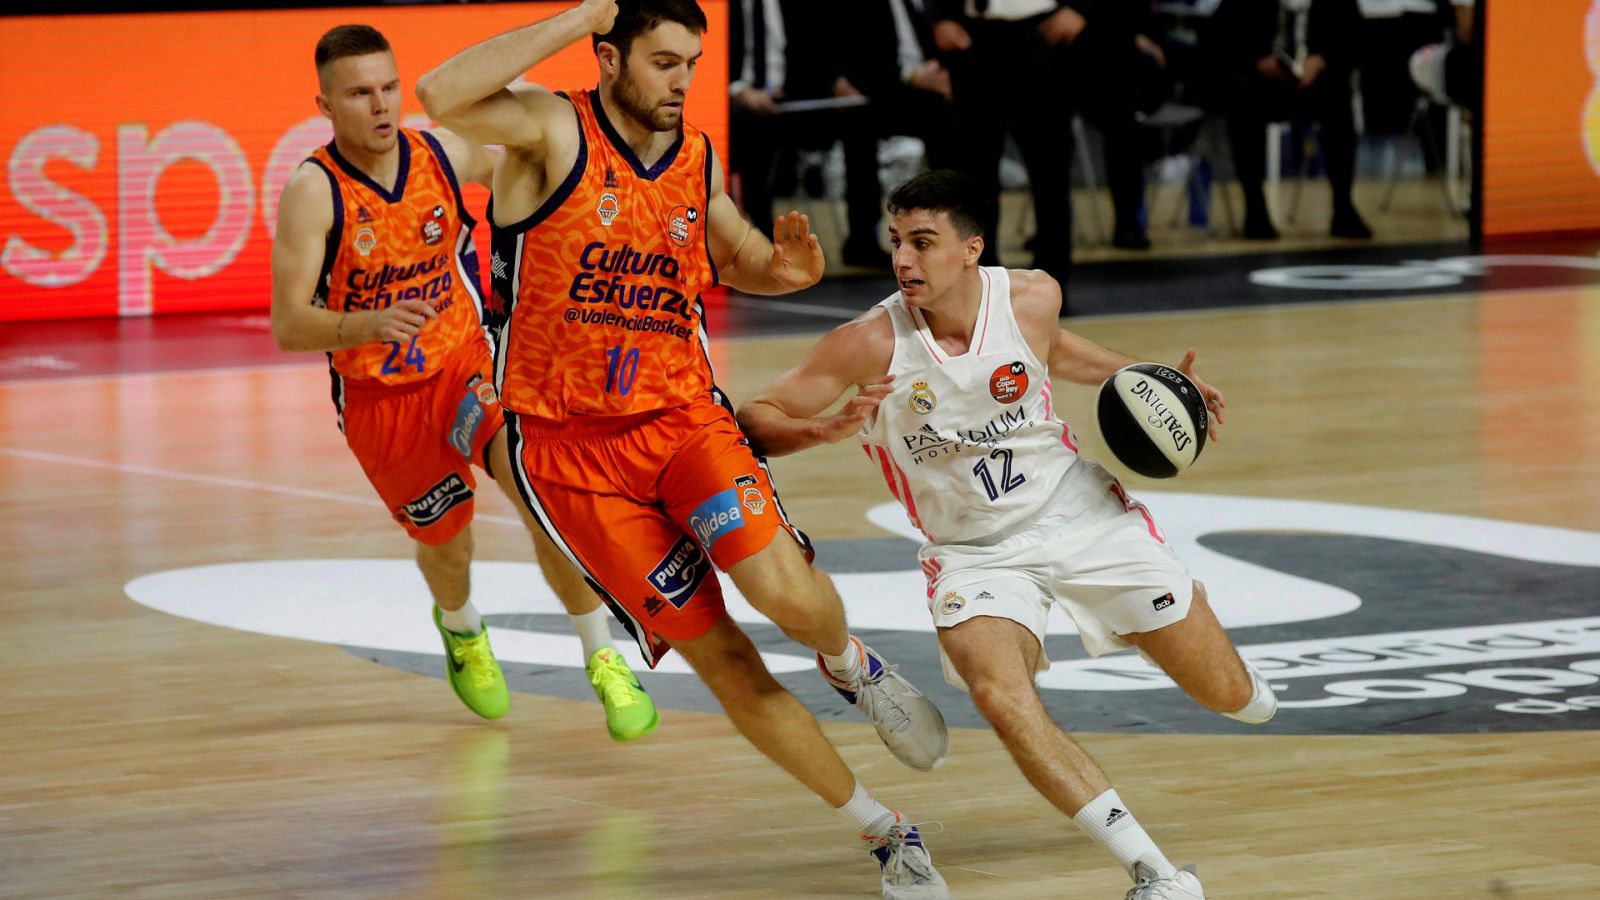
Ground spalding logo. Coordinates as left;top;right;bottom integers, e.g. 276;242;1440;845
1127;378;1195;453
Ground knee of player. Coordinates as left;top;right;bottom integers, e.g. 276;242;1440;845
967;676;1040;733
416;535;473;574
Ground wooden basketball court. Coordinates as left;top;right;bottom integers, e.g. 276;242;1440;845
4;273;1599;897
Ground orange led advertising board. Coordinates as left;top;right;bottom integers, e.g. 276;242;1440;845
1482;0;1600;237
0;2;729;321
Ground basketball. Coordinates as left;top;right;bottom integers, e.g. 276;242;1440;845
1096;363;1209;478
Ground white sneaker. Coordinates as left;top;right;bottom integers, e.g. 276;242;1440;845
862;811;950;900
1222;657;1278;725
1126;862;1204;900
819;638;949;771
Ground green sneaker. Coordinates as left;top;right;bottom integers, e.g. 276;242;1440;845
587;648;659;741
433;607;509;720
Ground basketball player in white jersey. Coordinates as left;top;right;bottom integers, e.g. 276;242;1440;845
738;170;1278;900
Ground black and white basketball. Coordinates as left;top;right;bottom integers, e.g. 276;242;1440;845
1096;363;1209;478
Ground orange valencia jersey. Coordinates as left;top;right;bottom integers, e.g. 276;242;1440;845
486;89;718;419
307;128;487;386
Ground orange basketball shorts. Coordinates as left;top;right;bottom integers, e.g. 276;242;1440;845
338;340;504;546
503;397;811;667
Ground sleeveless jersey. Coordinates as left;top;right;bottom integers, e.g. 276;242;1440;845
487;89;718;420
859;267;1083;544
307;129;486;386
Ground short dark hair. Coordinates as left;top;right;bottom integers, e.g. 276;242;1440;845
593;0;708;60
887;170;990;239
315;24;391;74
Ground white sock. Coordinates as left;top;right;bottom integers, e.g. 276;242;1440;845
438;601;482;635
1072;789;1175;879
570;607;614;662
1223;658;1279;725
820;635;865;684
837;781;894;833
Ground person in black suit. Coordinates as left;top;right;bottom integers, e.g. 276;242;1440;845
830;0;960;266
1203;0;1372;239
727;0;882;266
930;1;1078;284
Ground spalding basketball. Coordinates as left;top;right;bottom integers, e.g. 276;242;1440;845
1096;363;1209;478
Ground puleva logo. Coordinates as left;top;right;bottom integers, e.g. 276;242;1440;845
126;492;1600;735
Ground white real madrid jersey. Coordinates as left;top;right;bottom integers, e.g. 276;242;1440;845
859;267;1083;544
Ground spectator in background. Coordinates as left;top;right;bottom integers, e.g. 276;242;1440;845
931;0;1077;285
1353;0;1456;137
931;1;1173;286
1062;2;1172;250
830;0;960;265
1204;0;1371;239
730;0;896;266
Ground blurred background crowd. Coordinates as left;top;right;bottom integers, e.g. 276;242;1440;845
722;0;1481;288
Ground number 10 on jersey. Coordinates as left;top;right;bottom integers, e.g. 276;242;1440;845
604;345;640;395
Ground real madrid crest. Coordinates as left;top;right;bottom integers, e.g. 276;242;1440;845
908;380;937;415
940;591;965;614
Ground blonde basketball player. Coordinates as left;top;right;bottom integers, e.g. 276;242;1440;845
417;2;950;895
271;24;658;738
738;170;1279;900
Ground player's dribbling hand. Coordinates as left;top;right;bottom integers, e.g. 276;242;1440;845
814;374;896;444
768;211;825;290
1176;348;1226;442
371;299;439;343
581;0;618;34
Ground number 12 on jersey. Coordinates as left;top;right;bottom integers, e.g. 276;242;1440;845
604;345;640;395
973;448;1025;502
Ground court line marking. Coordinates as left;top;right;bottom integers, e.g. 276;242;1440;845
721;293;863;319
0;447;524;526
719;280;1599;328
2;283;1593;389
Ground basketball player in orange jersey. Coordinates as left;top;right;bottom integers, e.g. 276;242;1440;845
738;170;1280;899
271;24;660;740
418;2;950;894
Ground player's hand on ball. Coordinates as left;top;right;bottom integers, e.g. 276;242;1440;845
768;211;825;290
814;374;895;444
1176;348;1225;441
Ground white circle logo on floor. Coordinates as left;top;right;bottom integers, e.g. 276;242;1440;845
126;492;1600;734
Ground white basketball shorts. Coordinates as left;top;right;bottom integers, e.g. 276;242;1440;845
920;459;1192;691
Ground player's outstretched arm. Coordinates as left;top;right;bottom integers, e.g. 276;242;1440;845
1048;327;1141;386
705;145;825;295
416;0;615;149
270;165;438;353
736;312;894;457
1049;331;1228;440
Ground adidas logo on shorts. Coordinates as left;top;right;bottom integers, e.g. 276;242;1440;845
975;591;994;600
